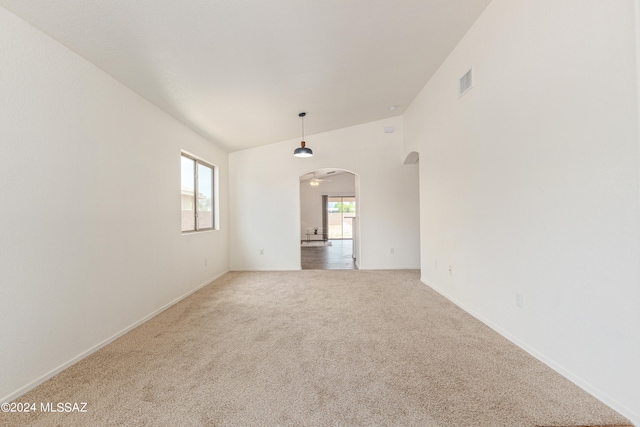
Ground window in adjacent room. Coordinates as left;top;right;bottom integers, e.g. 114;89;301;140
327;196;356;239
181;152;215;232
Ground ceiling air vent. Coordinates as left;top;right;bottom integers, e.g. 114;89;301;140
459;67;473;97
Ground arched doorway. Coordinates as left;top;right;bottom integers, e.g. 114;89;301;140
299;168;359;269
403;151;421;273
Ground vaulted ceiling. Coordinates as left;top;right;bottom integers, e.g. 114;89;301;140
0;0;492;152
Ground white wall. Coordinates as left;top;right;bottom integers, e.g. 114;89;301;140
0;7;229;402
229;117;420;271
300;172;356;240
403;0;640;423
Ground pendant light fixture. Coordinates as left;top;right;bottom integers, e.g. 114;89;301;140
293;112;313;157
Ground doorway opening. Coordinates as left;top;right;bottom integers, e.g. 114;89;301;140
300;169;358;270
403;150;421;273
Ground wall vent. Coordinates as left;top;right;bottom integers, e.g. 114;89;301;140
459;67;473;97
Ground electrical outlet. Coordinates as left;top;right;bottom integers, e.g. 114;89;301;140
390;248;395;254
516;293;523;308
448;265;453;275
260;249;264;255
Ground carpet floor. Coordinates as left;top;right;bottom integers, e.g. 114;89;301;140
1;270;631;426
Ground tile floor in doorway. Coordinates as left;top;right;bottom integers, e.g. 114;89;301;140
301;239;357;270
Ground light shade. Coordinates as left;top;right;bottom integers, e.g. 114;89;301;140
293;139;313;157
294;146;313;157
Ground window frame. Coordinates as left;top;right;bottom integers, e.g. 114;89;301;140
181;152;216;233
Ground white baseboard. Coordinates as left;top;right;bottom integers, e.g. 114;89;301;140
1;270;229;404
420;278;639;427
230;268;302;271
358;266;421;270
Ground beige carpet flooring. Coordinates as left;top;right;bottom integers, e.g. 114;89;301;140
1;270;631;426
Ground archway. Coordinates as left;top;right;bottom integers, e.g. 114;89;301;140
403;151;421;273
299;168;360;269
404;151;419;165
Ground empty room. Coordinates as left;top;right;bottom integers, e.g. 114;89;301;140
1;0;639;426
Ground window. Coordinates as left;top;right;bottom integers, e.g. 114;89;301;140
181;153;215;232
327;196;356;239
